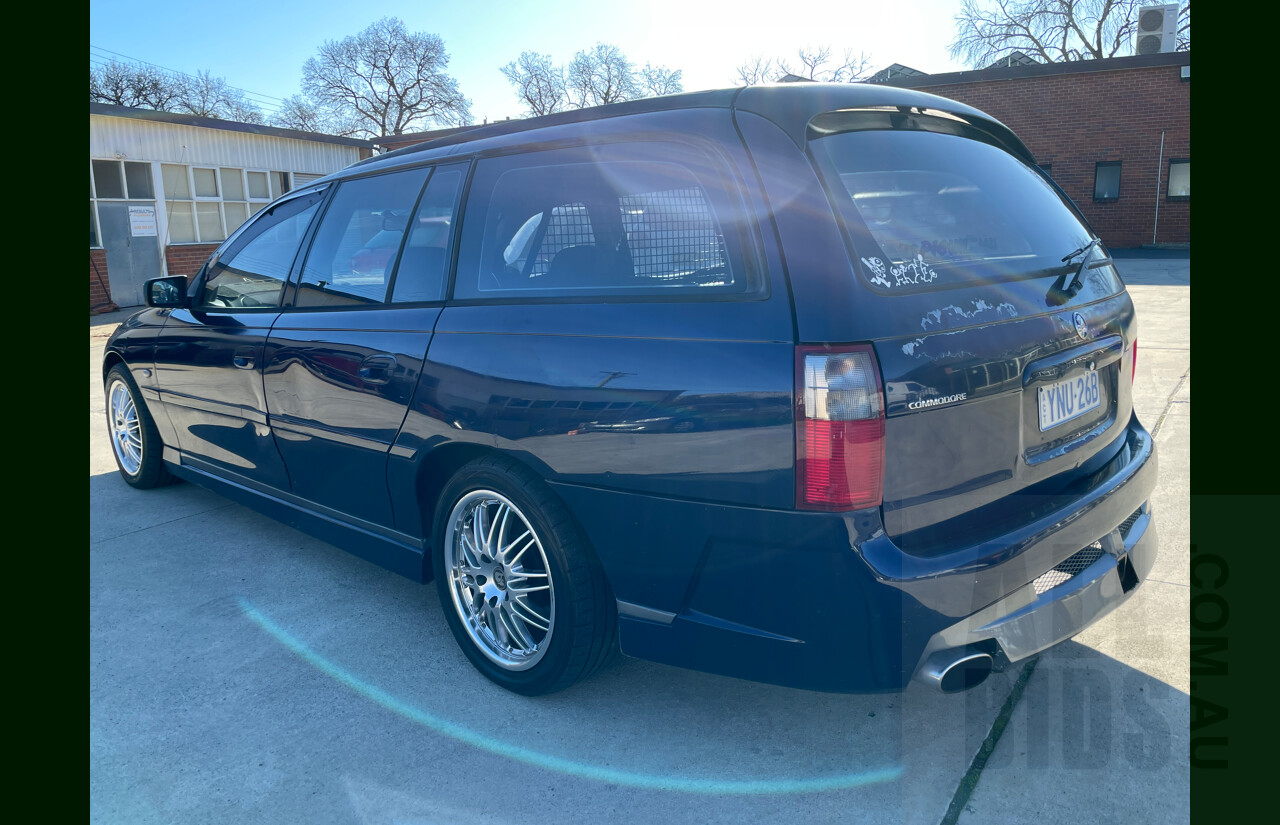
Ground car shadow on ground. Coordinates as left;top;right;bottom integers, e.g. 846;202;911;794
90;470;1190;825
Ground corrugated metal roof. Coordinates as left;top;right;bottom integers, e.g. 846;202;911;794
89;103;373;147
90;111;365;175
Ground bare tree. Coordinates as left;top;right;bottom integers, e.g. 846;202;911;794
735;56;775;86
176;70;231;118
734;47;874;85
567;43;641;108
302;17;472;137
638;63;684;97
500;52;568;116
90;59;182;111
950;0;1190;67
500;43;683;115
270;95;364;137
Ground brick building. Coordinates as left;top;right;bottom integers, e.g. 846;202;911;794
874;52;1190;249
90;104;374;312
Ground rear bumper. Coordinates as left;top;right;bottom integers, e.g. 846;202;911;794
553;413;1158;693
912;502;1156;683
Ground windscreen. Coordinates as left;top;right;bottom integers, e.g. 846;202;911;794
811;128;1094;292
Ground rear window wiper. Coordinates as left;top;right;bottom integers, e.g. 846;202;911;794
1047;238;1100;305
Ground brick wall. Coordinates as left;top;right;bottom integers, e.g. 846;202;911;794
165;243;220;283
90;249;116;314
906;64;1189;247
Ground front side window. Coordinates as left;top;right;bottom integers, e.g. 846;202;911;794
455;144;748;299
296;168;430;308
811;127;1095;292
200;190;324;309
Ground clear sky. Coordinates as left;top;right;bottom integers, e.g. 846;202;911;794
90;0;972;127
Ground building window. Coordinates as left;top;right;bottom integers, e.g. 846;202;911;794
1167;159;1190;200
1094;162;1121;201
90;158;155;248
161;164;293;244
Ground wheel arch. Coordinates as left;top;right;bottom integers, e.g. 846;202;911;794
102;350;126;382
412;443;604;584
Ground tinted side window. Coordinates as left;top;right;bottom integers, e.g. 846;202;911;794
455;144;750;299
390;166;463;304
200;190;323;308
296;168;430;308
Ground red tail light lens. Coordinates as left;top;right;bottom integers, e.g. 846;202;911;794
795;345;885;511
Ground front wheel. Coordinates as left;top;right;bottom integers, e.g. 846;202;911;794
432;456;617;695
105;364;177;489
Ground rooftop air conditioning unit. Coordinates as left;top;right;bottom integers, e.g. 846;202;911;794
1135;4;1179;55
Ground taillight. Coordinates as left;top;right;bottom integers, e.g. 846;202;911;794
1131;339;1138;385
795;345;885;511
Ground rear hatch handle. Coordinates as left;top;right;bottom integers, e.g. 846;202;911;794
1023;335;1122;387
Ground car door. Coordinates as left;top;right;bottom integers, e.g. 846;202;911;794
263;164;465;528
153;188;326;491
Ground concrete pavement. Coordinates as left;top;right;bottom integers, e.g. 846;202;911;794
90;255;1190;824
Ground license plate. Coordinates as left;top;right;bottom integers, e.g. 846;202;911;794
1038;370;1100;431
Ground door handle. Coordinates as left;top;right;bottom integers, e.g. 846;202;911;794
233;346;256;370
358;354;397;384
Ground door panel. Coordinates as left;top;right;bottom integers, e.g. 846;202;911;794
263;307;440;527
97;202;162;308
154;308;291;490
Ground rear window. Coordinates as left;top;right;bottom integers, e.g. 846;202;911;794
811;128;1095;292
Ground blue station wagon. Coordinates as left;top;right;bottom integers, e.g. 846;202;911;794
103;83;1158;695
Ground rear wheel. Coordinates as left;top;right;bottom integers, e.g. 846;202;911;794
105;364;177;489
433;456;616;695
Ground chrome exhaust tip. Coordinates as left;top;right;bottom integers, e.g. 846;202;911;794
916;650;995;694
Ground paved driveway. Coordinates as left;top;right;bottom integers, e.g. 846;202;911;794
90;259;1189;824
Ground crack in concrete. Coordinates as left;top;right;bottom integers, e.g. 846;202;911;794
940;658;1039;825
1151;368;1190;439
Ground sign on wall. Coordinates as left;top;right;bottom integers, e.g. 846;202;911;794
128;206;157;237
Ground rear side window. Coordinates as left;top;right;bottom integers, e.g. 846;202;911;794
811;128;1096;292
296;168;430;307
454;143;751;299
390;165;464;304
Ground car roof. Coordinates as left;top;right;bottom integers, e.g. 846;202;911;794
338;82;1033;179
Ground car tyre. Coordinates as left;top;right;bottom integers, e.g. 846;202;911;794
433;455;617;695
105;364;178;489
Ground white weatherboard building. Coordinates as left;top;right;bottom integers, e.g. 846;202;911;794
90;103;374;309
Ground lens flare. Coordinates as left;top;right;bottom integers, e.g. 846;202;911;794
239;598;903;795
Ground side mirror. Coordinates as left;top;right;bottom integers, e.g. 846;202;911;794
145;275;191;308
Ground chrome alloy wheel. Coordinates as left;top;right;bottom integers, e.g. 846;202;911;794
108;378;143;475
443;490;555;670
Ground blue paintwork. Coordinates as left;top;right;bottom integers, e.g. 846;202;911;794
264;306;441;527
151;306;293;491
101;83;1158;693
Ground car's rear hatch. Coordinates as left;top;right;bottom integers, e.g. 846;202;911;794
803;110;1138;551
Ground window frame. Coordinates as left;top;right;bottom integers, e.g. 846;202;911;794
387;161;469;306
1166;158;1190;201
161;162;297;245
90;158;157;249
1093;161;1122;202
448;141;764;305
